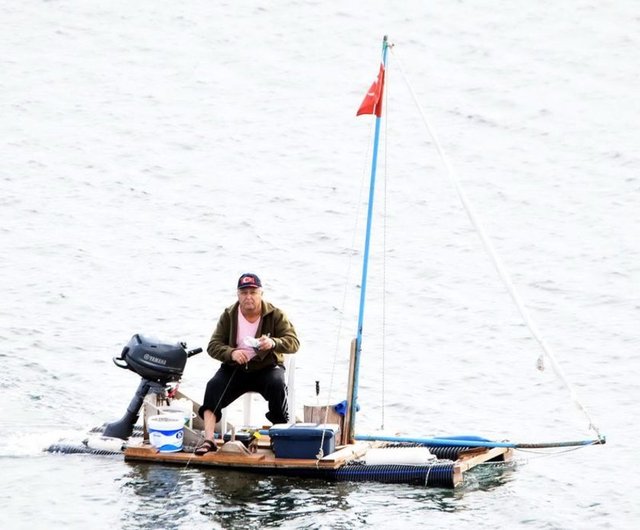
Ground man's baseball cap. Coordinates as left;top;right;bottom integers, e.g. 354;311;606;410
237;273;262;289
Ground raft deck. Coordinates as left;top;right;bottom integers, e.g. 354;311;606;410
126;391;513;487
125;438;370;470
124;437;512;488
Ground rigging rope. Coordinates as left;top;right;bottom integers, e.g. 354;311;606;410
380;58;391;432
390;45;603;441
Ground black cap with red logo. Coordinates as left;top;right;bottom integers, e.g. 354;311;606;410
237;273;262;289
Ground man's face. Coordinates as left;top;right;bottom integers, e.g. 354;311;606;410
237;287;262;314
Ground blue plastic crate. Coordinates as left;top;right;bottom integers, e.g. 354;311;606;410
269;423;340;459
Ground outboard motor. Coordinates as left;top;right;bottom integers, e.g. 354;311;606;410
103;334;202;440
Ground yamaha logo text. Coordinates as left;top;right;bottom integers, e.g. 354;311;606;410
144;353;167;365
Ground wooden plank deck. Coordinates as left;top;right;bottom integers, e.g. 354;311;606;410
132;392;513;487
124;439;511;489
452;446;513;486
124;441;368;470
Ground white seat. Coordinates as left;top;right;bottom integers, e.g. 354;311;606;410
218;354;296;433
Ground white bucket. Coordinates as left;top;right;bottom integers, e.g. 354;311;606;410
364;447;437;466
160;401;195;429
148;415;184;452
158;406;189;427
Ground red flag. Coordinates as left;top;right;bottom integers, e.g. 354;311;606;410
356;63;385;117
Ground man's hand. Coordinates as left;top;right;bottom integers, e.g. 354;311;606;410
231;349;251;364
256;335;276;351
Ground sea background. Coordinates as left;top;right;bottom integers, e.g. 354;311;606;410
1;1;638;528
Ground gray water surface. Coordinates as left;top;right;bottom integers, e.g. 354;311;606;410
1;1;638;529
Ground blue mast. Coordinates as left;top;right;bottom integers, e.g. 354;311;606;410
347;36;389;443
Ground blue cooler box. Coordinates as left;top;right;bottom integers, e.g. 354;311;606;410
269;423;340;459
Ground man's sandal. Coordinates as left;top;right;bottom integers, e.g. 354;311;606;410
194;439;217;456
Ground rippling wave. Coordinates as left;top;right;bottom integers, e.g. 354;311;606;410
1;1;638;529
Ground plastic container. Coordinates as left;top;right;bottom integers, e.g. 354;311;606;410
223;431;254;447
169;398;195;428
148;415;184;452
159;403;195;429
269;423;339;459
364;447;437;466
